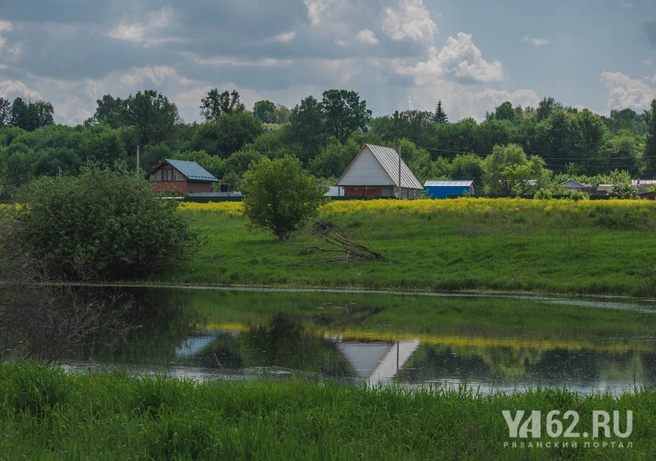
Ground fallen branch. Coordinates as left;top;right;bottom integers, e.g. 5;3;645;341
294;219;384;263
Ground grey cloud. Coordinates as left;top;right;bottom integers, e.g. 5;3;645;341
645;20;656;47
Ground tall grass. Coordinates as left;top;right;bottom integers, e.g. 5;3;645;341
1;362;654;459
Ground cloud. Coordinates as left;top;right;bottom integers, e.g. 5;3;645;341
645;20;656;47
620;1;633;7
272;31;297;43
0;79;41;100
394;33;504;85
601;71;656;110
304;0;335;25
108;7;176;46
118;66;180;87
643;58;652;65
522;36;549;47
357;29;379;45
382;0;437;44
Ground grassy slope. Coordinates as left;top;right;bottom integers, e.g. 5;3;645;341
1;362;653;460
149;199;656;297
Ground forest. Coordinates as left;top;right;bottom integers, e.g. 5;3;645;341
0;88;654;199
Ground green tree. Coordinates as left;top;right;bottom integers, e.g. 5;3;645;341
242;156;327;240
252;100;277;123
321;89;372;144
483;143;551;196
289;95;325;155
493;101;516;122
121;90;180;146
200;89;244;122
451;153;484;186
11;98;54;131
434;100;448;124
92;94;124;125
0;97;11;127
645;99;656;176
15;164;196;279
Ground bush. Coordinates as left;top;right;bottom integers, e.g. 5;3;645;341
14;164;197;280
242;156;327;240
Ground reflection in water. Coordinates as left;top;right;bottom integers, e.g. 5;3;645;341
5;287;656;394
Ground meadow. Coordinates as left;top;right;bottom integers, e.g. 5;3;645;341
155;198;656;297
0;362;653;460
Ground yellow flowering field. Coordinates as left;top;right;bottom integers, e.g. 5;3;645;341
323;197;656;216
178;201;244;216
177;198;656;219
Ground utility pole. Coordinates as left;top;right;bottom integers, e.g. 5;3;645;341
136;145;140;172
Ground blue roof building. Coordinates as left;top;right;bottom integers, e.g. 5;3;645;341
424;180;476;199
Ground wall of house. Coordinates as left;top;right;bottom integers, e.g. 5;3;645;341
344;186;383;198
151;182;189;193
187;182;213;193
338;147;395;186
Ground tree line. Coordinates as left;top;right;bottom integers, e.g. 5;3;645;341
0;87;655;199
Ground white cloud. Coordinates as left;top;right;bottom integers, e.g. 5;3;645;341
0;20;12;52
382;0;437;44
304;0;335;25
394;33;504;84
334;38;347;46
652;72;656;84
523;36;549;47
271;31;297;43
0;79;41;100
601;71;656;110
357;29;379;45
108;7;175;45
119;66;180;87
643;59;652;65
620;1;632;7
184;53;293;68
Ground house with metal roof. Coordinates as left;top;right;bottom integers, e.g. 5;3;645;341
336;144;423;199
145;159;219;194
424;180;476;199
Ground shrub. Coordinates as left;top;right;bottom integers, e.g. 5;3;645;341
242;156;327;240
14;164;197;280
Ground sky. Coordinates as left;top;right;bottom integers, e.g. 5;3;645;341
0;0;654;126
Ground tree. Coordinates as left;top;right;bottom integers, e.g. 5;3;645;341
493;101;516;122
200;89;244;122
321;89;372;144
434;100;448;124
93;94;124;124
252;100;277;123
121;90;180;146
14;164;197;280
483;143;551;196
192;112;263;158
645;99;656;176
10;98;54;131
451;153;484;186
289;95;325;154
242;156;327;240
0;97;11;127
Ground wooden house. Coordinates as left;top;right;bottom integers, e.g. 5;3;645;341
336;144;423;199
146;159;219;194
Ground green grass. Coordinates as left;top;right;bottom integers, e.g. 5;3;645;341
1;362;655;460
147;199;656;297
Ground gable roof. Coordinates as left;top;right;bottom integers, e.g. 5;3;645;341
336;144;423;189
561;179;589;189
146;159;219;182
424;180;475;187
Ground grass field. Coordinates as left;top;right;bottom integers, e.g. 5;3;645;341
1;362;653;460
150;198;656;297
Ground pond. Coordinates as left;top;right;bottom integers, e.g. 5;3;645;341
6;287;656;394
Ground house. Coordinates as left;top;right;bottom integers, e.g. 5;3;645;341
633;179;656;197
145;159;219;194
336;144;423;199
561;180;589;191
424;180;476;199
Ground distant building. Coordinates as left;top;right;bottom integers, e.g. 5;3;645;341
561;180;589;191
145;159;219;194
336;144;423;199
424;180;476;199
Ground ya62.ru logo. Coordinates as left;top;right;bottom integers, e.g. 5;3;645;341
502;410;632;439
